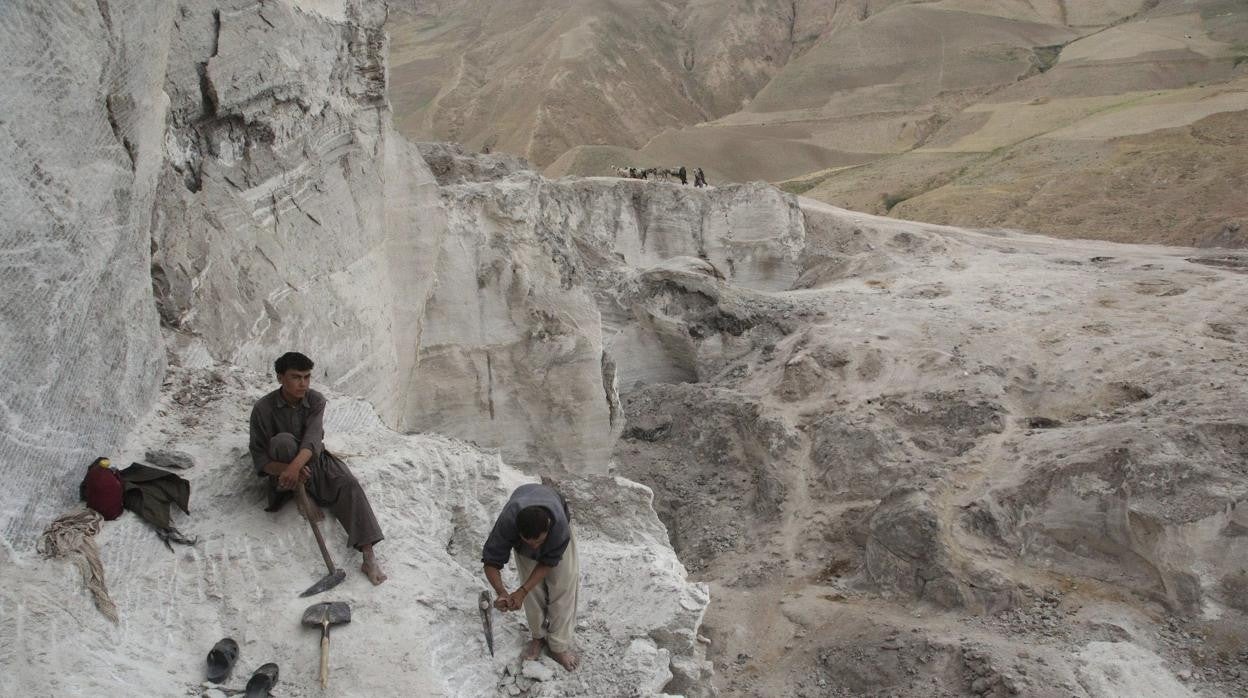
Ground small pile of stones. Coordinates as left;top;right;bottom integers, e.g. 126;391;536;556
497;658;559;697
961;644;1020;696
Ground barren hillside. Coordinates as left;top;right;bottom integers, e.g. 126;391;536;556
387;0;837;167
390;0;1248;246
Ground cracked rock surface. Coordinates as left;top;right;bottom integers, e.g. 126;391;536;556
5;1;1248;697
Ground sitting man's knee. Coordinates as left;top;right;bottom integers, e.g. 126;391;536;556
267;432;300;463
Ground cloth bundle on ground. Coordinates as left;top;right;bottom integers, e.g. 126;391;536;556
79;457;124;520
38;508;119;623
119;462;198;550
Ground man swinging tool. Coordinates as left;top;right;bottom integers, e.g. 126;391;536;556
248;351;387;586
482;483;580;670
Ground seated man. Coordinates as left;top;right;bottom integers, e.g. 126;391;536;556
482;483;580;670
248;351;387;585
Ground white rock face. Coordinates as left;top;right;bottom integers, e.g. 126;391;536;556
138;0;808;476
0;1;171;544
404;173;616;471
410;173;803;469
535;177;806;294
0;0;812;507
151;0;443;438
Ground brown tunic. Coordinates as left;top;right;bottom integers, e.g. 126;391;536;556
248;388;327;473
248;388;384;549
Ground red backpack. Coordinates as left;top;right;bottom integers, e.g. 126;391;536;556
80;457;124;520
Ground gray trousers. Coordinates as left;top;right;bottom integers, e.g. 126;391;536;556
268;433;384;550
514;533;579;652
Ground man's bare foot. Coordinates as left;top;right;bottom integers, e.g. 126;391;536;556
361;547;387;585
550;649;579;671
521;638;543;661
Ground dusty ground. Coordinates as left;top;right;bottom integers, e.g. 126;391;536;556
609;200;1248;696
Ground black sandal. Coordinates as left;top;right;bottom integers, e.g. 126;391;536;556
244;662;280;697
205;637;239;683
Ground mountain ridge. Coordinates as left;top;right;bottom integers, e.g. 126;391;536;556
389;0;1248;246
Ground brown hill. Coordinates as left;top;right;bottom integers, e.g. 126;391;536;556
389;0;1248;245
387;0;841;167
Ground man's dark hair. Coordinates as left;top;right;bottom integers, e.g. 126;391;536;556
517;506;552;539
274;352;315;375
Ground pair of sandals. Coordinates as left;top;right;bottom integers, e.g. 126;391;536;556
206;638;279;697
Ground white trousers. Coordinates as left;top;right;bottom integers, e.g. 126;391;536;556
514;533;580;652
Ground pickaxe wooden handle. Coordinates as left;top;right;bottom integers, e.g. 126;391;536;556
294;484;336;575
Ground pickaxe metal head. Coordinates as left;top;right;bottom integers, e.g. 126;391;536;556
300;568;346;597
478;590;495;656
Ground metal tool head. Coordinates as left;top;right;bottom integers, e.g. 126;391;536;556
302;601;352;627
299;568;347;597
478;590;495;656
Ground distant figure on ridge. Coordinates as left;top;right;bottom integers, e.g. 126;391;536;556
482;483;581;671
677;165;688;185
694;167;707;188
248;351;387;585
